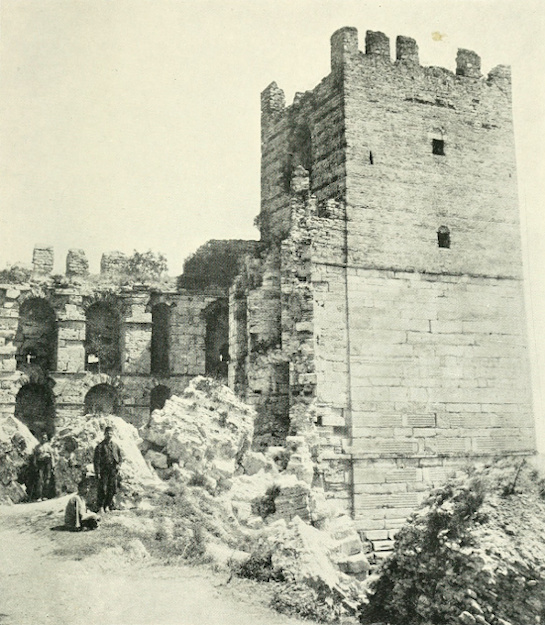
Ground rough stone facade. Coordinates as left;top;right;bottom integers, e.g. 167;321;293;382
230;27;536;551
0;245;241;435
0;27;536;553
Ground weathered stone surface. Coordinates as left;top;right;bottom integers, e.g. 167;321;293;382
32;245;54;275
141;377;254;481
66;249;89;277
0;416;38;503
240;450;277;476
145;449;168;470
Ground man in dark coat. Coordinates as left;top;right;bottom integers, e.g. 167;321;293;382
93;426;123;512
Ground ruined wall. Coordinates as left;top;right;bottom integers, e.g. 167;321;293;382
260;72;346;241
0;246;232;432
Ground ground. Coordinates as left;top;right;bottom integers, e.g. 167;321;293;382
0;497;314;625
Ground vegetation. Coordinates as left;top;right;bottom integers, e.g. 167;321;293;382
178;240;260;289
0;263;32;284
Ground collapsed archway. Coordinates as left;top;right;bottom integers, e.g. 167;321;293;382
85;301;121;374
150;384;171;414
84;384;120;416
15;298;57;372
15;383;56;439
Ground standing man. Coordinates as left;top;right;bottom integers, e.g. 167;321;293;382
28;433;57;501
93;426;123;513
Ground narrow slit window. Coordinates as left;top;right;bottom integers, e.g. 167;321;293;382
432;139;445;155
437;226;450;248
369;151;374;165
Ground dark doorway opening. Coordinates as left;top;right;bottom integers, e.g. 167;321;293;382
15;383;56;439
84;384;120;416
150;385;171;414
204;300;229;379
151;303;170;376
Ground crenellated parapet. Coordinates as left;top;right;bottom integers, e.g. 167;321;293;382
328;26;508;84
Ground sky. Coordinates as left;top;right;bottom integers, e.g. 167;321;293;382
0;0;544;444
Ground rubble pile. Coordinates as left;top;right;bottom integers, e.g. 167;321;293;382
140;377;254;484
360;459;545;625
52;414;160;507
0;416;38;503
235;513;369;621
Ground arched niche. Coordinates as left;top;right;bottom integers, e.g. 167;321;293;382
15;297;57;372
15;383;56;439
85;301;121;374
84;383;120;416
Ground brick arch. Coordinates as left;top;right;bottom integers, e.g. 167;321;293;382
84;383;120;416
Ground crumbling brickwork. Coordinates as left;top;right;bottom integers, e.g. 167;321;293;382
0;244;240;435
234;26;536;550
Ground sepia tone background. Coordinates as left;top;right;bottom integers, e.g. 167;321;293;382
0;0;543;446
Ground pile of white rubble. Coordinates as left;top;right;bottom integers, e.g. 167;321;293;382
0;416;38;503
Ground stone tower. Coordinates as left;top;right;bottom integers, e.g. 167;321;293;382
234;27;536;549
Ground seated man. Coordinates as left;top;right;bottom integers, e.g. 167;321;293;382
64;482;100;531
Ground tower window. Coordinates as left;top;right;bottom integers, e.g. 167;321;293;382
437;226;451;248
369;151;374;165
432;139;445;155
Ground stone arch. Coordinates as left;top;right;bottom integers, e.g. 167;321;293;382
15;297;57;372
204;299;229;379
84;383;120;416
15;383;56;439
150;384;171;414
85;300;121;374
151;303;170;376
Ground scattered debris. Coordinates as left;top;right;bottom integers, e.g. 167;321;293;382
0;416;38;503
52;414;161;508
141;377;254;484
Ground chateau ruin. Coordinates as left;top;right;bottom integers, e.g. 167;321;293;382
0;27;536;546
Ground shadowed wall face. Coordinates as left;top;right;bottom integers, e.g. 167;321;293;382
85;302;121;374
15;298;57;372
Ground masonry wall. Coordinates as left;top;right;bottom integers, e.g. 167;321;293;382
252;26;536;550
260;73;346;241
0;253;229;433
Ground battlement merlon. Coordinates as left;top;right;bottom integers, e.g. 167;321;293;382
261;82;286;140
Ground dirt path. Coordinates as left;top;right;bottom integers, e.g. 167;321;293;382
0;499;312;625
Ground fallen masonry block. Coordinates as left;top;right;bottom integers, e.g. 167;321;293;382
141;377;254;483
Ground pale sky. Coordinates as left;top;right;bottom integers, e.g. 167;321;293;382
1;0;544;446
